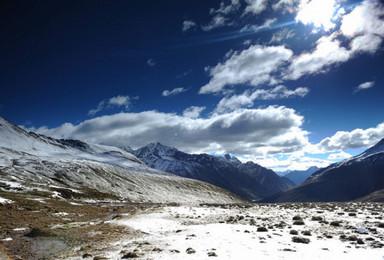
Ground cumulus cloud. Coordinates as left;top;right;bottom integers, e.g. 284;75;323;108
88;95;132;116
285;34;351;80
182;20;197;32
215;85;309;113
32;106;309;156
244;0;268;14
340;1;384;38
316;122;384;152
183;106;206;119
295;0;342;32
200;45;293;94
284;1;384;80
162;87;187;97
327;151;352;160
354;81;375;93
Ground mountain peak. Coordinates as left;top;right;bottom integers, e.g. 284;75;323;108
357;138;384;159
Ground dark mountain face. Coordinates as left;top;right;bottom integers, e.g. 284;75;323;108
283;166;320;185
262;139;384;203
132;143;295;201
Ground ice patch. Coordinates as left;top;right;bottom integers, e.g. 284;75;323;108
0;196;13;204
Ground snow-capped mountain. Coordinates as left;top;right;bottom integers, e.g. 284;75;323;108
0;116;243;204
263;138;384;202
132;143;295;201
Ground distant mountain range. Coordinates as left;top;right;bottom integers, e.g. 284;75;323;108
263;139;384;203
0;116;243;204
131;143;295;201
277;166;320;185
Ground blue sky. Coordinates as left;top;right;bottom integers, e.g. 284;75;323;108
1;0;384;170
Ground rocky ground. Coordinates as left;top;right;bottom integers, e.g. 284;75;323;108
104;202;384;259
1;191;383;259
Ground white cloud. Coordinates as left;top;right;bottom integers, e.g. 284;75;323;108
350;34;383;54
244;0;268;14
341;1;384;54
340;1;384;38
201;15;230;31
32;106;309;156
242;154;331;171
162;87;187;97
200;45;293;94
295;0;342;32
269;28;295;43
182;20;197;32
327;151;352;160
88;95;132;116
272;0;299;13
183;106;206;119
241;18;277;33
147;59;156;66
210;0;240;15
215;85;309;113
354;81;375;93
316;122;384;152
285;34;351;80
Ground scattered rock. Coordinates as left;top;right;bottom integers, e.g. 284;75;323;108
293;220;305;225
282;248;296;252
292;236;310;244
330;221;341;227
289;230;298;235
186;248;196;254
121;252;139;259
257;227;268;232
302;230;311;236
208;252;218;257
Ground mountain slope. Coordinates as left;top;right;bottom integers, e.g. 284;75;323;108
0;116;244;204
132;143;295;201
263;139;384;202
283;166;320;185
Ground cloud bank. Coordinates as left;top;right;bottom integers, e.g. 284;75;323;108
32;106;309;156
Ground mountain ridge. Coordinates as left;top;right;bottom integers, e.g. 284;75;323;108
262;138;384;202
132;142;295;201
0;116;244;204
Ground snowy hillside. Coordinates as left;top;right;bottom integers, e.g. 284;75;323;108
132;143;295;201
0;117;243;204
263;138;384;202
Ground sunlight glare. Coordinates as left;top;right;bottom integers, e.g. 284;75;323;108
296;0;341;31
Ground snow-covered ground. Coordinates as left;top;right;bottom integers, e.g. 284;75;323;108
99;203;384;259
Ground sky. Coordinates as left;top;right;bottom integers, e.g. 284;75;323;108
1;0;384;171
